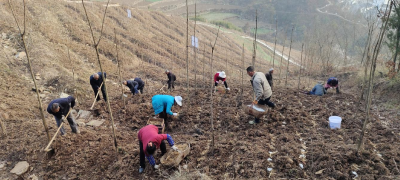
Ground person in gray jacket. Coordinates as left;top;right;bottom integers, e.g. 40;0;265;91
309;82;326;96
247;66;275;124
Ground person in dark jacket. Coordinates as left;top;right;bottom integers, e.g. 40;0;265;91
90;72;107;101
138;125;179;173
324;77;340;94
134;77;145;94
309;82;326;96
265;68;274;90
47;96;79;135
165;70;176;91
123;79;143;95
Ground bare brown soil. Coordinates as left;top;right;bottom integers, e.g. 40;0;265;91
1;82;400;179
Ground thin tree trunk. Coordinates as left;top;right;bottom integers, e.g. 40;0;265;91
252;9;258;67
273;20;278;68
210;27;221;155
0;115;6;137
203;44;205;88
114;29;125;108
82;0;118;150
358;1;392;153
285;27;294;87
279;27;288;85
186;0;189;110
8;0;50;142
298;43;304;90
241;44;244;103
194;3;197;92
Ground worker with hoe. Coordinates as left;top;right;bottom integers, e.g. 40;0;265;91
90;72;107;102
247;66;275;124
265;68;274;90
213;71;230;92
138;124;179;173
123;77;145;95
324;77;340;94
307;81;326;96
165;70;176;91
47;96;79;135
152;95;182;128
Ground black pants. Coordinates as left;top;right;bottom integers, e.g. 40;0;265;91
214;81;228;88
139;140;167;168
255;97;275;123
93;86;107;101
168;80;175;89
138;85;145;94
158;108;169;128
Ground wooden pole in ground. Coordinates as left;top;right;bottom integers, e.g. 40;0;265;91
186;0;190;111
272;19;278;68
279;27;288;86
241;44;244;103
114;29;125;108
285;26;294;87
298;43;304;90
203;44;205;88
8;0;50;142
252;9;258;67
82;0;118;150
194;3;197;93
210;27;221;155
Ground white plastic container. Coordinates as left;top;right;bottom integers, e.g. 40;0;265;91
329;116;342;129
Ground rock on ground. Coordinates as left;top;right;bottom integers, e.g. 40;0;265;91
10;161;29;175
86;120;105;127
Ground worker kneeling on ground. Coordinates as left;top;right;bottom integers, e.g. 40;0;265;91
152;95;182;127
308;81;326;96
90;72;107;102
247;66;275;124
123;77;145;95
325;77;340;94
214;71;230;92
138;124;179;173
165;70;176;91
47;96;79;135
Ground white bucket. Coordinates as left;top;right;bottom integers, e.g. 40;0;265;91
329;116;342;129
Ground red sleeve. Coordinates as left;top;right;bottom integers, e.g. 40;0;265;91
221;78;226;82
214;73;219;82
159;134;167;140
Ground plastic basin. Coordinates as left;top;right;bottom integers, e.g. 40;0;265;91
329;116;342;129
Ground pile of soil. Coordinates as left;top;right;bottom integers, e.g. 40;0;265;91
1;83;399;179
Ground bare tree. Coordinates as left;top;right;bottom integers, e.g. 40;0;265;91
8;0;50;142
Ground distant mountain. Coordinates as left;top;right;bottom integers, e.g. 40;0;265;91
339;0;388;13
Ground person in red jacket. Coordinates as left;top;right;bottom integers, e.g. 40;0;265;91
214;71;230;92
138;125;179;173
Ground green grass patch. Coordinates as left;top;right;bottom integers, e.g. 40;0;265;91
210;20;242;32
251;28;272;35
200;12;238;21
231;34;277;66
189;16;207;22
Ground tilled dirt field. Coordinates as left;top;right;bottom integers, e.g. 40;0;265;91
1;83;400;179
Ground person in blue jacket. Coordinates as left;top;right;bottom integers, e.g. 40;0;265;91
47;96;79;135
309;82;327;96
152;95;182;127
90;72;107;102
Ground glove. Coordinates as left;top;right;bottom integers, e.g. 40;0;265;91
171;145;179;151
173;113;178;116
226;87;230;91
252;100;258;105
154;165;160;169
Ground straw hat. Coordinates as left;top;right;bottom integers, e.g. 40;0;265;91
218;71;226;78
174;96;183;106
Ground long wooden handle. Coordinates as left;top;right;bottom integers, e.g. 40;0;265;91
44;109;72;152
90;82;104;110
